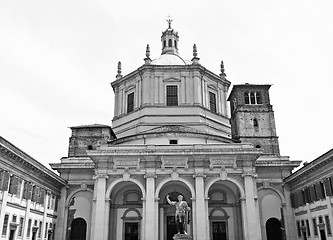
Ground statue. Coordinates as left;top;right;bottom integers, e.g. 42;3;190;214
166;194;191;235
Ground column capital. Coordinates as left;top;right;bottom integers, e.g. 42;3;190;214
242;172;258;178
93;174;109;180
193;172;206;178
239;196;246;201
144;173;157;179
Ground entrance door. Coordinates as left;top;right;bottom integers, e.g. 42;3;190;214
320;229;327;240
212;221;227;240
167;216;178;240
124;222;138;240
266;218;282;240
9;230;15;240
70;218;87;240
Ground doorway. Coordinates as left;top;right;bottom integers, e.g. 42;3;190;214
166;216;178;240
9;230;15;240
70;218;87;240
320;229;327;240
212;221;227;240
124;222;138;240
266;218;282;240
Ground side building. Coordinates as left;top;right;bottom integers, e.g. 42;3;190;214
0;136;65;240
51;23;301;240
284;149;333;240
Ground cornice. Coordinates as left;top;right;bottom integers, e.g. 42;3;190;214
0;144;65;187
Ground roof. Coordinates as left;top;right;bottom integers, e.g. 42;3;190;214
70;123;111;129
151;53;191;65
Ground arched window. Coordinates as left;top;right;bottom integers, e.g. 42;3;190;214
256;92;262;104
253;118;259;127
250;92;256;104
174;40;177;49
87;145;93;150
163;40;166;48
168;39;172;47
244;92;250;104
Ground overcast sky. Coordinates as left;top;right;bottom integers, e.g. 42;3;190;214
0;0;332;169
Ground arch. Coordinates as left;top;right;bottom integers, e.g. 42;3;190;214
122;208;142;219
205;176;245;199
244;92;250;104
209;207;229;219
105;177;146;199
66;188;94;207
266;217;282;240
253;118;259;127
257;186;286;204
70;218;87;240
250;92;256;104
155;177;195;199
256;92;262;104
168;39;172;47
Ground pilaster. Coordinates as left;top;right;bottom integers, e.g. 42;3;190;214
55;187;67;240
144;171;157;240
92;173;108;240
243;172;261;240
193;171;208;240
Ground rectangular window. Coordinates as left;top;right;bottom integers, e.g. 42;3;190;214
209;92;217;112
296;221;301;237
44;223;48;238
27;219;32;237
127;92;134;113
2;214;9;236
38;221;42;238
12;215;17;223
169;139;178;145
325;215;332;235
306;219;311;236
166;85;178;106
313;218;318;236
18;217;24;237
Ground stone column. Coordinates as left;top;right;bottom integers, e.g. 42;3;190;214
55;187;67;240
103;198;111;240
240;197;248;240
92;173;108;240
194;172;208;240
283;184;297;240
144;171;156;240
243;172;261;240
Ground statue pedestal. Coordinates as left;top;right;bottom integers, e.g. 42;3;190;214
173;234;192;240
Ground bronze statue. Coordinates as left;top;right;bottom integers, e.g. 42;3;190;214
166;194;190;235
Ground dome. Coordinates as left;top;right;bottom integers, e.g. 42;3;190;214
151;53;191;65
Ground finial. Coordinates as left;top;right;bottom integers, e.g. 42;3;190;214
144;44;151;64
116;61;122;79
193;44;198;57
220;60;227;77
166;14;174;29
146;44;150;58
191;44;200;65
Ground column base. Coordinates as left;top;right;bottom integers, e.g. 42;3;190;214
173;234;193;240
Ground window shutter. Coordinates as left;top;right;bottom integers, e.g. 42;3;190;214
309;185;316;202
27;183;33;200
324;178;333;196
1;172;10;191
315;182;323;200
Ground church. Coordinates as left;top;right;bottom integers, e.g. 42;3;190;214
50;21;301;240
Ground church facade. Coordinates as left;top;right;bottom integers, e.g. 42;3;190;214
51;23;301;240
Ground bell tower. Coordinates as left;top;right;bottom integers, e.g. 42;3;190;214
228;84;280;155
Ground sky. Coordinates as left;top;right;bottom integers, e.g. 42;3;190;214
0;0;332;170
